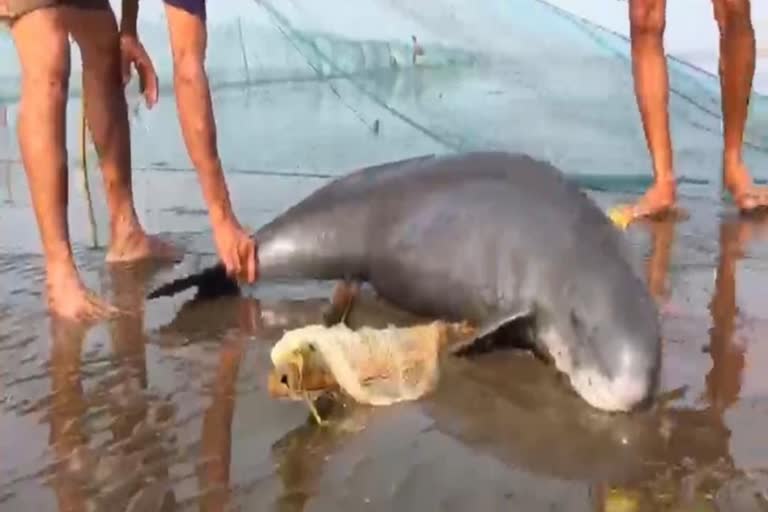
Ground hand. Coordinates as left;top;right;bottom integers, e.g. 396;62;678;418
212;218;259;284
119;33;159;109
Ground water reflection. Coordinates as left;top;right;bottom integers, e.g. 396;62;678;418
612;212;768;510
704;218;757;412
45;264;179;511
644;213;768;413
195;334;244;512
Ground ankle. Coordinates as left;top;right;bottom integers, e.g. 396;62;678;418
651;175;676;192
650;161;675;185
46;259;81;286
722;152;744;171
722;155;750;185
109;212;144;242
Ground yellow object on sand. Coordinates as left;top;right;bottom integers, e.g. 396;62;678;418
603;488;641;512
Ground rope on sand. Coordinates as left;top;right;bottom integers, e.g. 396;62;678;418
79;94;99;249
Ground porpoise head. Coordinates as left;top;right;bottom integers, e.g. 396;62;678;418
538;263;662;413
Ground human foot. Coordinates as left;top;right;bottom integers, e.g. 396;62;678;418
723;161;768;214
106;228;182;264
46;265;119;322
607;180;680;229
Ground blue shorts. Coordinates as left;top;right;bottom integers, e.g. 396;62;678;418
163;0;205;21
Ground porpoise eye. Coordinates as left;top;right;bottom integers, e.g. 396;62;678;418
570;311;582;332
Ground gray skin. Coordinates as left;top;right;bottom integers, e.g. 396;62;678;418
148;151;662;413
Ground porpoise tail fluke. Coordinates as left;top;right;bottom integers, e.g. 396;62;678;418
147;263;239;300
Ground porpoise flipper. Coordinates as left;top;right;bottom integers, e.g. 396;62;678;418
321;280;360;327
448;304;536;357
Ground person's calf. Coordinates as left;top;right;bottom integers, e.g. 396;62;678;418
65;5;181;264
67;6;140;235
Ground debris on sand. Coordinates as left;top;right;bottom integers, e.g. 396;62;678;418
267;320;474;423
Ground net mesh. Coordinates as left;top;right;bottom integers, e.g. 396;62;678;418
269;322;451;406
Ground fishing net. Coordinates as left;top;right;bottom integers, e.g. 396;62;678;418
268;321;467;409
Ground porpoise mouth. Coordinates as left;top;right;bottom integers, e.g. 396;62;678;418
567;365;655;413
536;322;658;413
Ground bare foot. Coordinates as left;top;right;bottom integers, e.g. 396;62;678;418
608;180;679;229
723;162;768;214
47;265;119;322
106;228;182;264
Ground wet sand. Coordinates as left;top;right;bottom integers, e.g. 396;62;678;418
2;62;768;511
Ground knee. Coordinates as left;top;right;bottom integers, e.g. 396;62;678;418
713;0;752;35
81;30;121;68
629;0;666;37
77;32;121;81
23;37;70;101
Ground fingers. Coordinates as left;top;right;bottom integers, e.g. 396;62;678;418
74;293;124;324
132;46;158;109
121;56;132;88
246;239;258;283
222;238;258;285
135;51;159;108
226;252;242;282
121;40;159;109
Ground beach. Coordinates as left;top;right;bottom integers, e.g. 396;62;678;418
2;1;768;510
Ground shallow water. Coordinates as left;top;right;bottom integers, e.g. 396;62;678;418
2;36;768;511
2;187;768;512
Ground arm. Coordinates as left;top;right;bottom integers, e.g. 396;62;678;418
164;5;257;284
120;0;139;36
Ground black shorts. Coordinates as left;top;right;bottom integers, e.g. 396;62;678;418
163;0;206;21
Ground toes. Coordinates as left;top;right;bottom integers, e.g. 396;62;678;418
736;195;768;214
728;185;768;212
82;293;124;321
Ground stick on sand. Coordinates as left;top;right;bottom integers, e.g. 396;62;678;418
79;94;99;249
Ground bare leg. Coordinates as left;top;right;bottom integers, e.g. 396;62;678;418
619;0;678;222
63;7;181;263
10;7;114;320
712;0;768;211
